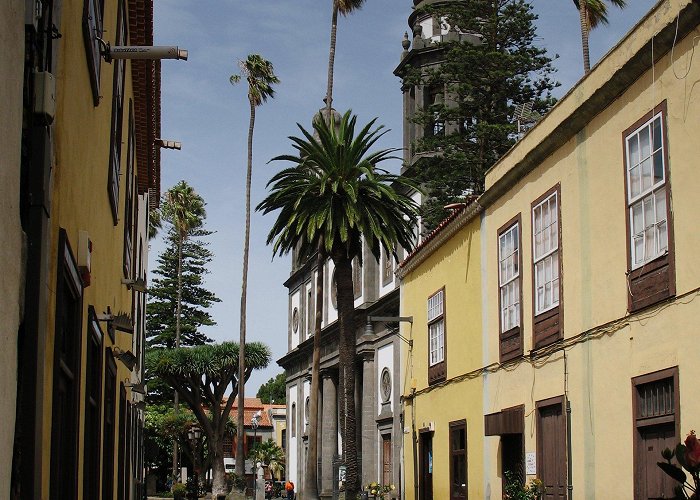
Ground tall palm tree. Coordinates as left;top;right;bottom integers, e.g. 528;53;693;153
160;180;207;479
257;111;421;499
325;0;366;117
574;0;626;73
230;54;279;478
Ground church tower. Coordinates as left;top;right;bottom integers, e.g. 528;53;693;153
394;0;482;175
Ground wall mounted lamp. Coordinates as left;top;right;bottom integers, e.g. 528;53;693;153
112;347;137;371
366;315;414;347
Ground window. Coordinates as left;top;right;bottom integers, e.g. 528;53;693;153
382;247;394;287
427;288;446;384
498;217;522;362
531;186;562;349
352;257;362;299
307;288;313;337
82;0;104;105
123;100;135;278
291;403;296;438
633;367;679;500
533;192;559;314
449;420;467;499
83;308;104;500
223;435;233;457
108;0;127;224
50;230;83;500
425;85;445;137
623;103;675;312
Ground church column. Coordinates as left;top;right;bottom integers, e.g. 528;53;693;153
320;369;338;499
359;350;376;486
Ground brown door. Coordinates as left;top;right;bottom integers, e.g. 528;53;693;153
637;424;677;499
537;399;567;499
419;432;433;500
382;435;392;486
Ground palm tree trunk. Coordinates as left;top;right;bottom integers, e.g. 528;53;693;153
325;2;339;116
172;236;183;480
236;98;256;478
334;256;359;498
579;0;591;73
305;238;325;499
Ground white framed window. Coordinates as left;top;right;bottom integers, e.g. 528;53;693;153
499;223;520;332
626;112;668;268
428;289;445;366
532;192;559;315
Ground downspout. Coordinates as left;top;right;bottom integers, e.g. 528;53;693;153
565;352;573;500
411;390;418;500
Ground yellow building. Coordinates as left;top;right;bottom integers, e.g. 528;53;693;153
398;206;484;500
11;0;181;498
481;0;700;497
399;1;700;498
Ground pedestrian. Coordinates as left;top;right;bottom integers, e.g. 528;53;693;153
285;480;295;500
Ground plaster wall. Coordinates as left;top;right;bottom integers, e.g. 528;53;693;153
400;217;483;499
38;0;145;493
0;0;26;495
287;384;298;485
481;6;700;498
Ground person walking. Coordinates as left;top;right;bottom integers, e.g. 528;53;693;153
285;480;295;500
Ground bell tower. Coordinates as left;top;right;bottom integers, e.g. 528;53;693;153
394;0;481;175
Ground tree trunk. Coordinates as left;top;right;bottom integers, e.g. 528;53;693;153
333;255;359;498
236;98;256;477
579;0;591;73
211;437;228;497
325;2;339;116
172;236;183;480
305;239;325;500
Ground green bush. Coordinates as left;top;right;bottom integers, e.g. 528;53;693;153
172;482;187;500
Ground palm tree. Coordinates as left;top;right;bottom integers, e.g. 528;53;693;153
160;180;207;479
257;111;420;499
574;0;626;73
248;439;285;480
230;54;279;478
325;0;366;117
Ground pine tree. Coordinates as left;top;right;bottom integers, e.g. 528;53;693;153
400;0;559;231
146;226;220;349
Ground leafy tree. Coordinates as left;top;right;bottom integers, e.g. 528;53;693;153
258;111;420;499
400;0;558;231
146;229;220;351
248;439;285;480
144;404;197;488
147;341;271;496
573;0;626;73
230;53;280;479
256;373;286;404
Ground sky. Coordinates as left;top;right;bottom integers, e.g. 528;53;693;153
150;0;659;395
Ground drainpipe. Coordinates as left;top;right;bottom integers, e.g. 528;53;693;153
564;353;573;500
411;389;418;500
566;397;573;500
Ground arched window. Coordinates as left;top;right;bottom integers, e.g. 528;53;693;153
291;403;296;437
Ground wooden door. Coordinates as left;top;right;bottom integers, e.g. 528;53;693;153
537;399;567;499
382;435;392;486
419;432;433;500
636;423;676;499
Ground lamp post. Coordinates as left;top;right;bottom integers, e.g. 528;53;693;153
251;411;261;473
187;426;202;500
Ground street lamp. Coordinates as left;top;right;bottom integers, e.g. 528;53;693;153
251;410;262;474
187;426;202;500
